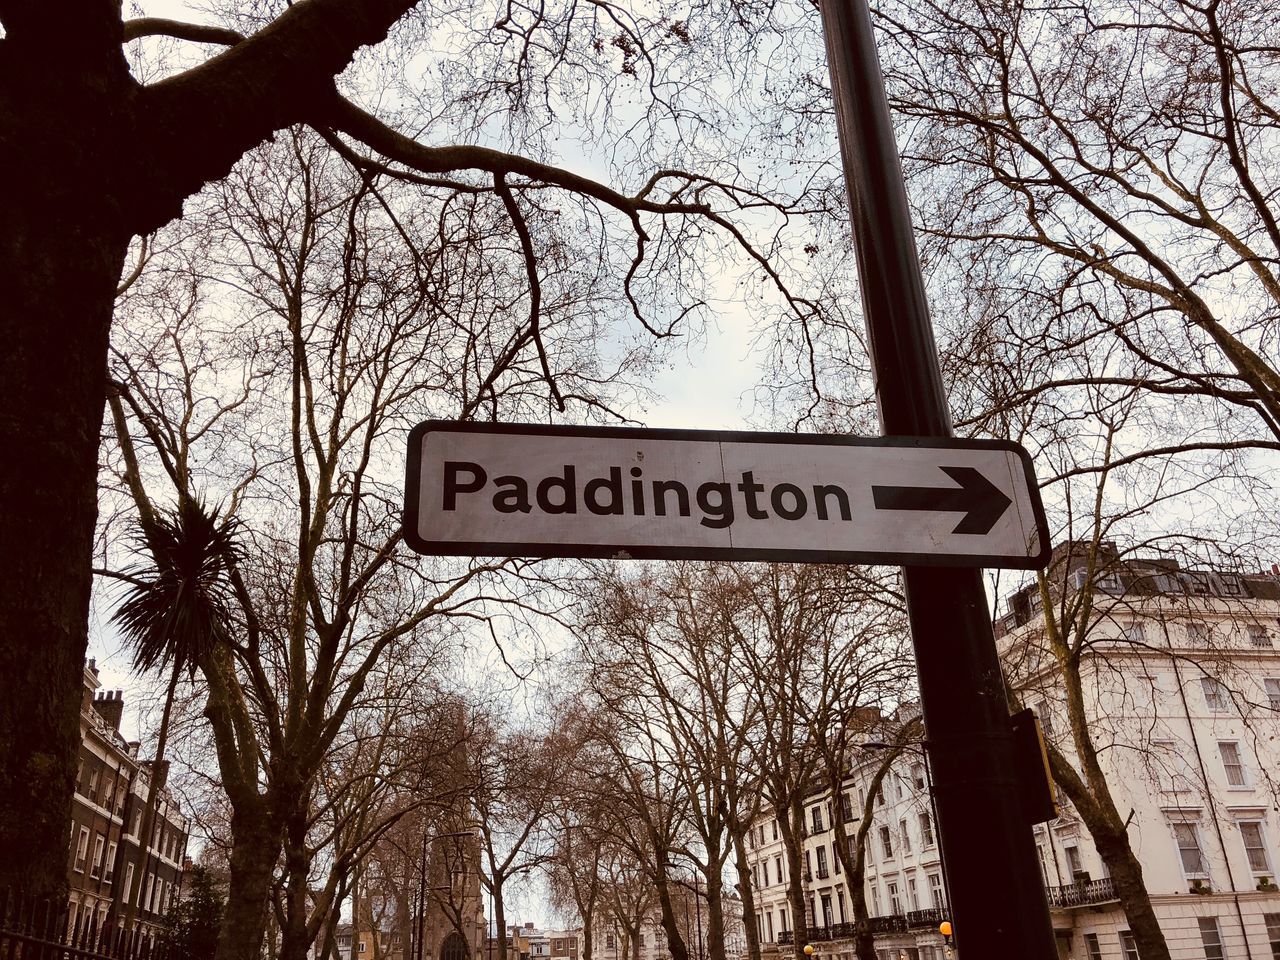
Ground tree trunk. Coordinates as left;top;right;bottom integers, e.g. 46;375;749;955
278;802;315;960
730;832;762;960
217;800;281;960
0;192;128;896
650;850;690;960
778;802;808;953
704;873;725;960
493;880;508;960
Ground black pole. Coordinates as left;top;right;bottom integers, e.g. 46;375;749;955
814;0;1057;955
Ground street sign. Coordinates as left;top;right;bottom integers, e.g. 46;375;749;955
404;422;1049;568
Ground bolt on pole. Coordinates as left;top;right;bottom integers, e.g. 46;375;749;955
813;0;1058;954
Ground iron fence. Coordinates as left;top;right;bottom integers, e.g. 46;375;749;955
0;891;170;960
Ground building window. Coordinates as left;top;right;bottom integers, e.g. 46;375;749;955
1202;677;1229;712
927;872;944;908
1241;821;1272;873
1187;621;1210;644
1120;930;1139;960
899;819;911;854
911;763;925;790
122;863;134;904
1248;624;1273;648
816;846;829;880
1083;933;1102;960
1122;621;1146;643
776;856;783;884
606;934;615;949
1173;822;1208;876
772;819;779;841
832;842;841;874
1219;741;1248;786
1265;678;1280;712
887;882;900;915
74;827;89;873
104;842;117;883
869;885;880;916
1034;701;1054;737
907;876;919;910
90;833;105;879
840;792;853;822
1263;913;1280;960
1198;917;1224;960
1064;845;1083;877
811;806;824;834
879;825;893;859
920;812;935;847
766;912;774;942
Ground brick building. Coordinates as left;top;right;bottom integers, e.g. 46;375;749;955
67;659;190;943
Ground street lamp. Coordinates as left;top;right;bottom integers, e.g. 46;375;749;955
939;921;953;959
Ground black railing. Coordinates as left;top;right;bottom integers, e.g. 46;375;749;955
865;915;908;935
777;932;793;945
1045;876;1117;908
905;908;949;929
1;890;171;960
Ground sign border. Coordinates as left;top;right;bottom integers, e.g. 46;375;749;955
403;421;1051;569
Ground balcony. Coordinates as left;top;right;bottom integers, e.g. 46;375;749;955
905;908;949;929
1045;876;1118;908
777;933;793;946
865;916;907;935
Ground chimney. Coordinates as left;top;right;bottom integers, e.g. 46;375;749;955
92;688;124;732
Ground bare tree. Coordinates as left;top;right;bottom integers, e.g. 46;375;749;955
0;0;831;894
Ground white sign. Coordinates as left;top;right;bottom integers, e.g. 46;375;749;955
404;423;1049;568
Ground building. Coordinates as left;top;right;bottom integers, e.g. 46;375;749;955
585;890;745;960
67;659;190;943
743;709;951;960
742;545;1280;960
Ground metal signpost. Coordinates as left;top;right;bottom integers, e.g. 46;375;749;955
814;0;1060;951
405;422;1049;568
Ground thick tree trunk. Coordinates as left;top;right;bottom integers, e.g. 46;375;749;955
704;873;726;960
217;801;281;960
0;193;128;895
278;803;315;960
651;850;690;960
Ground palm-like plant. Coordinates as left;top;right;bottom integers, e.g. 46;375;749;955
114;497;243;681
110;497;244;933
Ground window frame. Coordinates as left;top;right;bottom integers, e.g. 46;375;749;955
1201;676;1230;712
1172;820;1209;879
1197;916;1225;960
1239;819;1272;875
1219;740;1249;787
73;826;89;873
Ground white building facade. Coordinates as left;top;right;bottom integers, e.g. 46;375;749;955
743;546;1280;960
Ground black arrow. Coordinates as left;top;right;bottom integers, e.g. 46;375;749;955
871;466;1012;535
